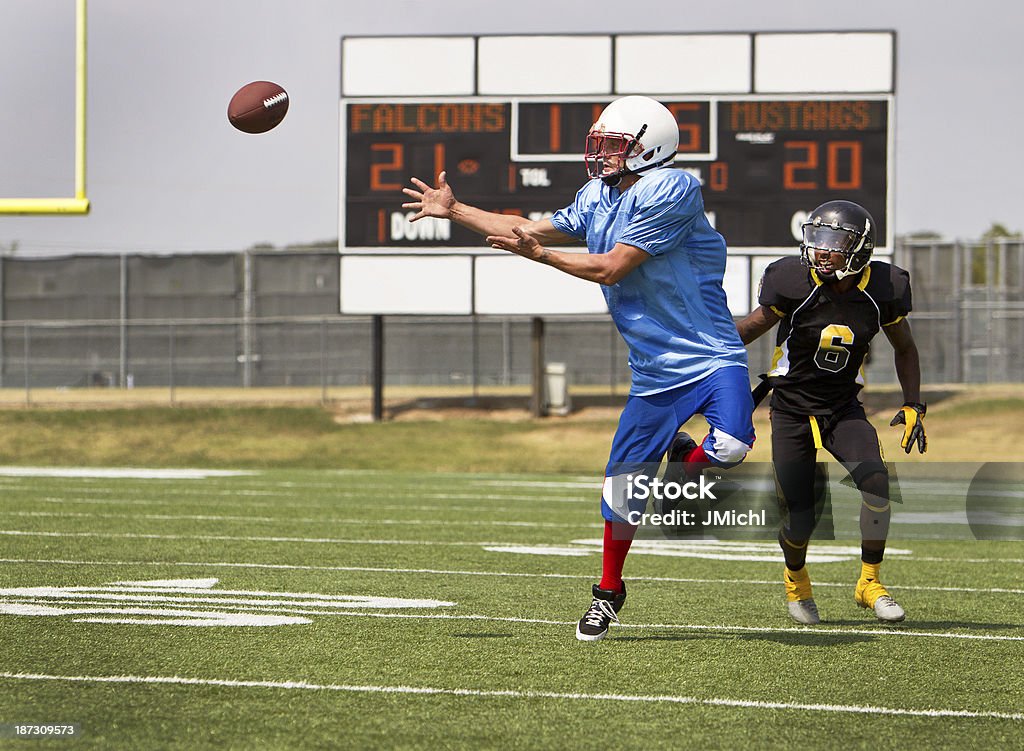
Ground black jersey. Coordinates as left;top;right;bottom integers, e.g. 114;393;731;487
758;256;912;415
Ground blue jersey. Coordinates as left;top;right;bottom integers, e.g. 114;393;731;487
551;167;747;395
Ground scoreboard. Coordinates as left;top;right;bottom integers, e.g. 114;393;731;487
341;95;891;250
337;32;896;315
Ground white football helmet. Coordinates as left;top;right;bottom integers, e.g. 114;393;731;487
585;96;679;185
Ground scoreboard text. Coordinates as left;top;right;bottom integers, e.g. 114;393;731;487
343;97;890;249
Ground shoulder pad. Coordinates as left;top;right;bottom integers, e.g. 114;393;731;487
865;261;911;303
763;256;814;299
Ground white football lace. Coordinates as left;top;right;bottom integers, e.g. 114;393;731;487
263;93;288;109
584;598;620;628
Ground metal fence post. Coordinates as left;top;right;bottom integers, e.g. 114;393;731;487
986;238;995;383
320;318;327;405
501;318;512;386
119;253;127;387
168;323;176;405
531;317;544;417
23;324;30;406
471;314;479;401
242;251;253;388
371;315;384;421
952;240;964;382
1018;241;1024;382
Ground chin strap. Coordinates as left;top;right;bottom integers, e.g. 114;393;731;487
833;260;868;281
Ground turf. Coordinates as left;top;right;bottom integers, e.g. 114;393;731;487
0;468;1020;749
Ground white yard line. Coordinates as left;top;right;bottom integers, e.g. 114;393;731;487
25;484;595;502
912;557;1024;564
0;530;518;546
30;491;594;506
198;608;1024;642
326;469;598;482
2;597;1021;642
0;672;1019;720
0;467;253;479
3;526;1019;564
8;488;265;497
1;557;1021;596
34;497;566;515
0;511;599;529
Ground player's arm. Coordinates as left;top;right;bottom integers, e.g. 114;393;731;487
883;318;922;404
402;171;573;245
884;318;927;453
487;229;649;285
735;305;784;345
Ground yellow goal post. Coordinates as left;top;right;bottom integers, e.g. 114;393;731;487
0;0;89;215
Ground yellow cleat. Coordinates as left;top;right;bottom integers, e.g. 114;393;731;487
855;577;905;622
784;566;820;624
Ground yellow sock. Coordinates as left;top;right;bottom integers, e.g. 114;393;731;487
860;562;881;582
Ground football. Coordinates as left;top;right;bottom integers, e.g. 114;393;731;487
227;81;289;134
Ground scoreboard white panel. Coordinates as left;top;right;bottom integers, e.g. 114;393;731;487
616;35;752;93
474;255;608;315
342;37;475;96
754;33;895;93
723;256;751;316
477;36;613;95
340;255;473;314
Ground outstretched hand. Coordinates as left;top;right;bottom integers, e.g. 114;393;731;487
401;171;456;222
487;225;546;262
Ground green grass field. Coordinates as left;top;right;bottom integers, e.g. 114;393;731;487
0;467;1021;749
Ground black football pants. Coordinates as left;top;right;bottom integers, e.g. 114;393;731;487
770;401;888;541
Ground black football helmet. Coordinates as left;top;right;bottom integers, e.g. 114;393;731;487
800;200;875;281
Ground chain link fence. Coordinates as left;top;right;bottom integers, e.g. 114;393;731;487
895;237;1024;383
0;315;636;393
0;241;1019;400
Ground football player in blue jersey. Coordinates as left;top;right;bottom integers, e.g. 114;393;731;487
736;200;927;625
403;96;755;641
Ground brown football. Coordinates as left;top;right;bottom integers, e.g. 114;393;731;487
227;81;289;134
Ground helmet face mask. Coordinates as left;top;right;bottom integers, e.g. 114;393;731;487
800;201;875;281
585;96;678;185
584;130;642;180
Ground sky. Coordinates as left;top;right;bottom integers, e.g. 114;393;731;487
0;0;1020;255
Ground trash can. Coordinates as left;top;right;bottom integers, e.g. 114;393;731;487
543;362;571;416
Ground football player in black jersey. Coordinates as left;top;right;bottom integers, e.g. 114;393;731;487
736;200;927;624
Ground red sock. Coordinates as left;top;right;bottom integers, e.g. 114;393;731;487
599;520;636;593
684;440;710;477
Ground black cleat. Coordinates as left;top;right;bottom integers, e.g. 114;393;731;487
662;431;699;485
576;583;627;642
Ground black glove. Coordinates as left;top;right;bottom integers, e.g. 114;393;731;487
890;402;927;454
